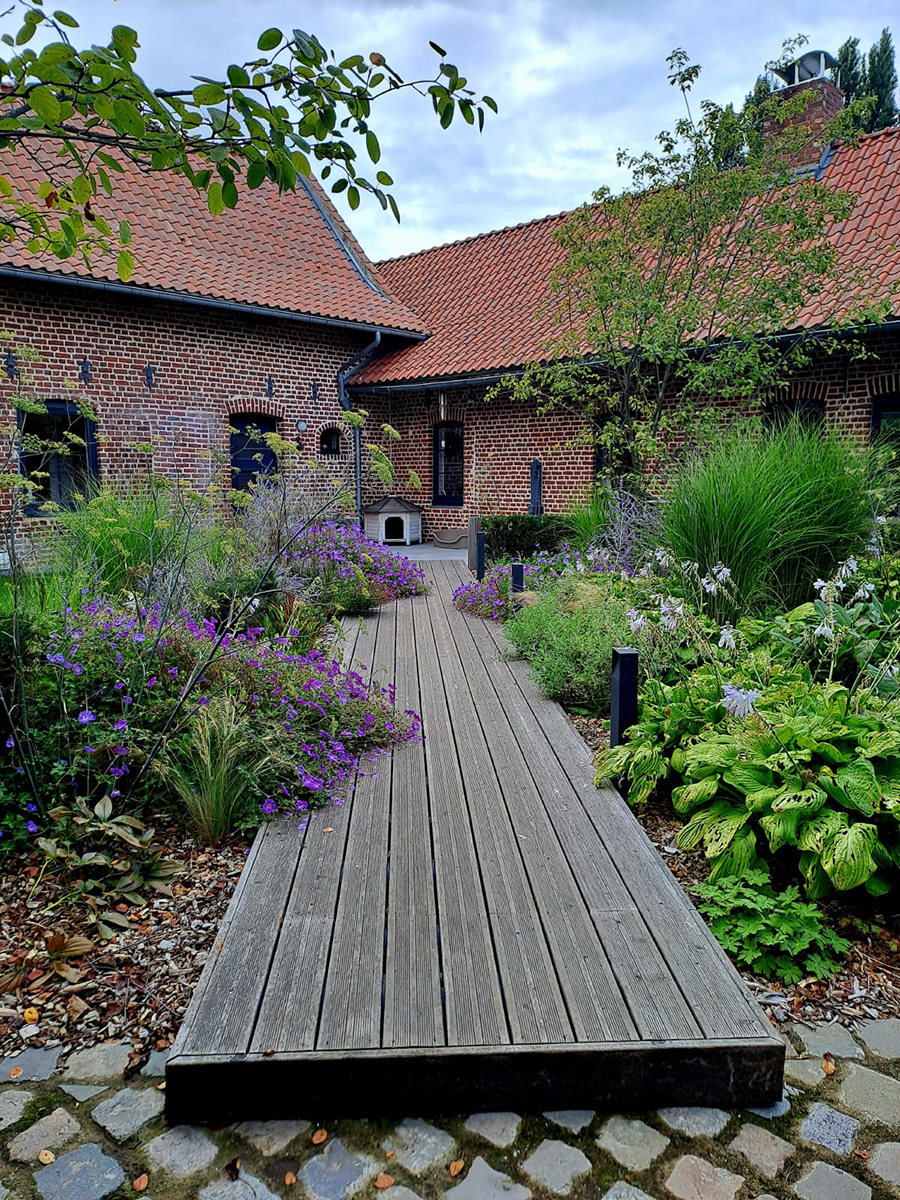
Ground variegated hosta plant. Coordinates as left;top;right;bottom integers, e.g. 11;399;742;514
597;665;900;898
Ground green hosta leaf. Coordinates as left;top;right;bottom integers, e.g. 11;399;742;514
797;809;848;853
723;764;775;795
744;787;780;813
676;806;721;851
820;821;879;891
860;730;900;759
834;759;880;816
772;787;827;814
703;805;751;858
682;738;739;779
759;808;803;853
799;851;834;898
865;871;893;897
708;826;757;881
671;775;720;815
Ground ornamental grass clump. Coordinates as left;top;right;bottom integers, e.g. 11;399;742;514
662;418;875;618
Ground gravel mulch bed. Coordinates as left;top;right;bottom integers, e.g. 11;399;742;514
567;709;900;1030
0;823;250;1061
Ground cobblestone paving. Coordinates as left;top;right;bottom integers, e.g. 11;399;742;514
3;1021;900;1198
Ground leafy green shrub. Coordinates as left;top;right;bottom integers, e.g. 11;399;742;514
506;579;631;713
662;419;875;616
482;514;569;561
599;663;900;896
694;869;851;984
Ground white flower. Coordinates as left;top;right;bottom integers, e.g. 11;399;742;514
627;608;646;634
681;559;699;573
838;557;858;580
718;625;736;651
712;563;732;583
700;575;717;595
813;578;827;596
853;581;875;602
877;515;887;525
654;548;671;569
814;621;834;638
638;563;654;578
721;683;761;720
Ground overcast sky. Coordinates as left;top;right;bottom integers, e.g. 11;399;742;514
39;0;897;260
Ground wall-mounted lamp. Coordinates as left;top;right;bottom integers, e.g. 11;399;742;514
296;419;307;451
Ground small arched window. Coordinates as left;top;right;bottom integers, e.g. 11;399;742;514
320;427;342;457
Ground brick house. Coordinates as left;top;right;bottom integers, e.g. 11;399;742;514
2;68;900;545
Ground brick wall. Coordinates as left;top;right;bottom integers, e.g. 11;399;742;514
0;276;370;549
357;328;900;537
357;384;595;536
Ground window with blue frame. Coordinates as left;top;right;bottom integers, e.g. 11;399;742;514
432;421;464;507
872;395;900;447
229;414;278;491
19;400;98;513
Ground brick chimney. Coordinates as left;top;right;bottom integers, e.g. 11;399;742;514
763;50;844;168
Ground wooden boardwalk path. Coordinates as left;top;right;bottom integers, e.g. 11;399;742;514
167;561;783;1122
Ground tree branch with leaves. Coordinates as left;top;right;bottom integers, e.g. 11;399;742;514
0;0;496;276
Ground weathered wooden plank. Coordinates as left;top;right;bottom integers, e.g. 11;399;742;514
476;604;772;1042
383;592;444;1048
440;575;700;1043
176;821;302;1057
249;612;383;1054
413;583;509;1047
423;571;573;1046
317;602;396;1050
430;565;642;1043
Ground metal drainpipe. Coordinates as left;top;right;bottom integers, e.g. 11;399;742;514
337;331;382;527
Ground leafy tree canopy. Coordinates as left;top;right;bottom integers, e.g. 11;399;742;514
837;28;898;133
0;0;496;277
498;43;893;477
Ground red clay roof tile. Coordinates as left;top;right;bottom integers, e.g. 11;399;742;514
360;127;900;385
0;148;428;336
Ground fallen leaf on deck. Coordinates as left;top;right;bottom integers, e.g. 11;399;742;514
224;1156;241;1180
374;1174;394;1189
9;1066;23;1080
854;1148;871;1160
38;1149;55;1164
23;1006;39;1024
312;1128;328;1145
385;1150;394;1159
133;1173;149;1192
449;1159;465;1177
284;1172;297;1187
322;828;334;833
822;1055;836;1076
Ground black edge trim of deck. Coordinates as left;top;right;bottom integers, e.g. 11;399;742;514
165;1037;783;1124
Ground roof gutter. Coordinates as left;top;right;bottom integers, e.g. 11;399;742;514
0;266;428;341
338;331;382;527
351;318;900;393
